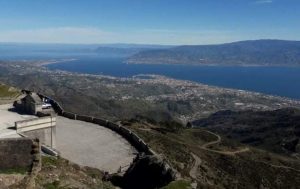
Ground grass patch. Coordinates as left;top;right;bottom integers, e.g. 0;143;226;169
0;84;20;98
43;181;69;189
85;167;103;179
162;180;191;189
0;167;28;174
42;156;59;167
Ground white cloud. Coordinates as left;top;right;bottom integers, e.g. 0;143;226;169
1;26;295;45
254;0;273;4
0;27;241;45
0;27;114;44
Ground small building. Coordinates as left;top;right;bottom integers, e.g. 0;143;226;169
14;92;43;115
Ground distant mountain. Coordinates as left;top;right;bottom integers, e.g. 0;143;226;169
96;43;173;49
127;40;300;66
0;42;173;59
94;44;173;57
192;108;300;155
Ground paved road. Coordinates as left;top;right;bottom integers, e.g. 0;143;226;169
55;116;137;173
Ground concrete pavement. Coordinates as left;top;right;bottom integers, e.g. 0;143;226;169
0;104;37;138
55;116;137;173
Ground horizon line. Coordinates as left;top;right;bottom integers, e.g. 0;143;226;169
0;38;299;47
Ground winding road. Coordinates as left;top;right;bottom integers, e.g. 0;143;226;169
189;153;202;179
200;130;250;155
189;130;250;179
189;130;300;178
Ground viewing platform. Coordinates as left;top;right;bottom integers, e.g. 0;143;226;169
0;98;137;173
0;103;37;138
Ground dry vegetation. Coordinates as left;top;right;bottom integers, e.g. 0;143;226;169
124;120;300;188
0;83;20;104
9;156;114;189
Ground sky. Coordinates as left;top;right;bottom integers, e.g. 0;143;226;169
0;0;299;45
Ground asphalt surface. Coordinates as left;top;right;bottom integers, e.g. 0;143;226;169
55;116;137;173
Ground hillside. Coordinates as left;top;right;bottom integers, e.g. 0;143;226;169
0;66;300;188
127;40;300;66
8;156;115;189
124;120;300;188
0;83;21;104
192;108;300;157
94;44;173;57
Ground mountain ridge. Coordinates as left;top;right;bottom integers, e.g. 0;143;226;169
127;39;300;66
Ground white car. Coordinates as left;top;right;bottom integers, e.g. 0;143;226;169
42;103;52;109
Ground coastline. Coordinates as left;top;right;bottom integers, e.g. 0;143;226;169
126;60;300;68
37;58;77;66
40;58;300;100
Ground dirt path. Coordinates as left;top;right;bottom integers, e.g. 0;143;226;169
189;153;202;179
256;160;300;173
201;130;221;149
200;130;250;155
201;130;300;173
203;147;250;156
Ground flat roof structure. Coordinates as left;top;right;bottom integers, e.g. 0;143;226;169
0;104;37;138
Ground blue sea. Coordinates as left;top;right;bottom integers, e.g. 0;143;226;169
45;57;300;100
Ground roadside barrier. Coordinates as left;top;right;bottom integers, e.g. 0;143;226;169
37;92;154;155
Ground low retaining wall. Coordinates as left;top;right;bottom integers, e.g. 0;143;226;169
62;111;76;120
37;92;153;155
36;93;63;115
93;118;108;126
33;91;176;181
76;115;94;123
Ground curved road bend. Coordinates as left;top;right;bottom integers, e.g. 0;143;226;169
55;116;137;173
200;130;300;172
200;130;250;155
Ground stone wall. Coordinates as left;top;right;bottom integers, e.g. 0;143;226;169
36;91;176;185
38;92;154;155
116;154;176;189
0;138;34;171
76;115;94;123
62;111;76;119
